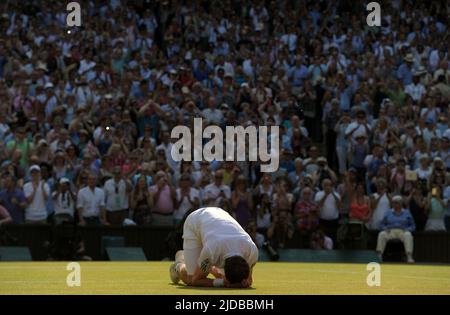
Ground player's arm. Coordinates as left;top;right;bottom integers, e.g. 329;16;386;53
190;262;233;288
190;266;243;288
187;254;216;287
189;266;214;287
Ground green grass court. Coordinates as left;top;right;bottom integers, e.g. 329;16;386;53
0;262;449;295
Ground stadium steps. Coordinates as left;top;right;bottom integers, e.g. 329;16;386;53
101;236;147;261
0;246;32;261
105;247;147;261
259;249;379;263
101;236;126;259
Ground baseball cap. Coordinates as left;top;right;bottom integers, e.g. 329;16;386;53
392;195;403;203
240;82;249;88
38;139;48;146
29;165;41;173
59;177;70;185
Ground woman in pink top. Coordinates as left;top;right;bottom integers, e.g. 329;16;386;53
294;187;319;231
349;183;371;222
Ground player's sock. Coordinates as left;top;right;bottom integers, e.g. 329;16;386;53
170;251;185;284
175;250;185;264
170;262;180;284
174;262;181;273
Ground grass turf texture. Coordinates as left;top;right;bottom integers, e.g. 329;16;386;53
0;262;449;294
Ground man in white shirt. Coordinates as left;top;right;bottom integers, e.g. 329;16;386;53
374;36;394;61
170;207;258;288
0;113;10;142
345;110;372;141
52;177;76;225
433;60;450;83
74;78;93;108
314;179;341;241
76;173;107;226
315;179;341;220
281;26;298;52
42;83;58;118
104;166;131;225
156;131;178;173
78;51;96;78
174;174;200;225
366;179;391;231
23;165;50;224
405;72;426;103
133;29;154;53
202;96;223;125
203;170;231;207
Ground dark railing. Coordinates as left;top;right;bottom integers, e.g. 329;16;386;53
1;225;450;263
2;225;173;261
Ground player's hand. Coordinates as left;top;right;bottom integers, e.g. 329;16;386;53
241;278;252;288
211;267;224;279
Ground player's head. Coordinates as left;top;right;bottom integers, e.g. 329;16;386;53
224;256;250;284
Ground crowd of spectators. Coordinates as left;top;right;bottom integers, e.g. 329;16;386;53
0;0;449;258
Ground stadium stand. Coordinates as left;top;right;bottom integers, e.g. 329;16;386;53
0;0;448;264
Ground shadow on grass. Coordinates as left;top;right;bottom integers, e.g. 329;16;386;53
168;283;256;291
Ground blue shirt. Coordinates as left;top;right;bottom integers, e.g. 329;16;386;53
339;86;353;111
193;69;209;82
280;160;295;174
380;208;416;232
281;135;292;151
0;188;26;224
288;170;305;187
289;65;309;87
396;63;414;86
368;159;386;177
443;186;450;216
132;174;153;187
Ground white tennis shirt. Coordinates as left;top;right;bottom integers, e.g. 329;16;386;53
184;207;259;271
